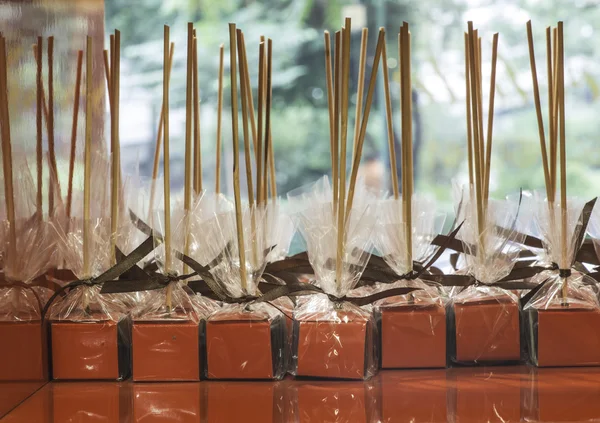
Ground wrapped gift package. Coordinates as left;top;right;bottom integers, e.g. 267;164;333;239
292;295;377;380
205;302;286;380
450;287;521;364
524;271;600;367
49;285;131;380
0;287;47;381
132;283;204;382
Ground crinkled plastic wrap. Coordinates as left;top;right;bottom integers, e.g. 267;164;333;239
0;158;55;381
288;177;378;380
524;196;600;367
372;196;448;368
188;193;288;380
449;191;525;365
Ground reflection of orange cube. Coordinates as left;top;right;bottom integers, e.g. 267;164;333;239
294;381;374;423
454;299;520;363
380;304;446;368
535;308;600;366
206;382;277;423
0;321;47;381
52;382;126;423
51;320;127;380
450;367;523;423
295;311;373;380
380;370;447;422
527;368;600;422
133;383;201;422
0;381;47;418
132;320;200;382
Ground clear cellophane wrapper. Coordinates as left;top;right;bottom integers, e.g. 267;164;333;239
449;189;526;364
370;195;448;368
185;192;287;379
0;155;55;322
524;195;600;366
288;176;378;380
48;151;135;324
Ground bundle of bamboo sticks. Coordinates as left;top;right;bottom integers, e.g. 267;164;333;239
464;22;499;248
323;19;385;292
228;24;275;294
526;21;569;301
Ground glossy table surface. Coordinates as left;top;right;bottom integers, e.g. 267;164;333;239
2;366;600;422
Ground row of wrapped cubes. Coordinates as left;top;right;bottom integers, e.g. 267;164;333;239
5;296;600;381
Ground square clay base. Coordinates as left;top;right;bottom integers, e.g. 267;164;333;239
535;308;600;366
132;320;200;382
380;304;446;369
51;320;127;380
0;321;46;381
453;299;520;363
206;308;284;380
294;312;371;380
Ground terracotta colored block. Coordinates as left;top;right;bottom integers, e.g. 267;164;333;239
380;370;447;422
132;320;200;382
133;383;202;422
380;304;446;369
51;319;129;380
453;299;520;363
294;382;373;423
535;308;600;367
206;309;284;380
52;382;128;423
206;382;276;423
527;368;600;422
294;311;372;380
450;367;524;423
0;321;47;381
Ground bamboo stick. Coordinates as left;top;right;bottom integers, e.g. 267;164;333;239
266;40;276;203
110;30;121;265
382;32;399;199
400;24;413;266
464;33;474;187
551;27;559;199
48;36;59;216
526;21;551;200
257;42;265;205
229;24;248;292
163;25;172;274
193;33;202;194
163;26;173;310
352;28;368;163
237;30;255;208
83;36;92;278
184;23;193;215
67;51;83;220
215;44;224;194
557;22;568;301
35;41;43;215
240;32;258;158
335;20;351;293
0;36;16;260
546;27;555;204
148;42;174;219
483;33;499;202
332;31;341;215
324;31;335;193
475;33;485;185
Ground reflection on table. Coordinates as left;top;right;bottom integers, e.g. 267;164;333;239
5;366;600;422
